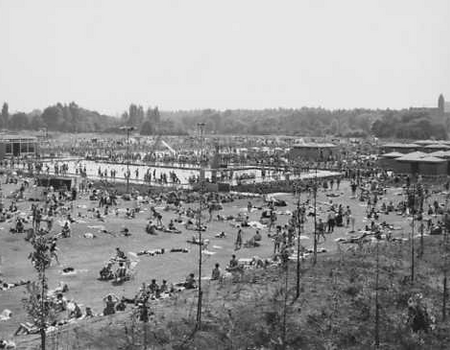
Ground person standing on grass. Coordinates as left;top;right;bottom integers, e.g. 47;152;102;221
208;203;214;222
235;229;243;250
345;206;352;228
49;238;60;265
274;233;282;254
317;218;326;242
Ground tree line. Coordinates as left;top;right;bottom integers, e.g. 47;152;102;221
0;101;447;139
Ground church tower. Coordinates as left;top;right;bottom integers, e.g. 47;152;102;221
438;94;445;115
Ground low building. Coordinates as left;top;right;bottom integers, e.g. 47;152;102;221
378;152;403;170
394;152;427;174
422;144;450;153
380;143;418;154
418;156;447;176
289;142;337;161
394;152;447;176
0;134;38;160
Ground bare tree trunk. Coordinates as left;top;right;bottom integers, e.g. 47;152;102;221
296;193;302;299
313;167;318;265
282;263;289;350
375;238;380;348
40;328;46;350
443;273;447;321
40;268;46;350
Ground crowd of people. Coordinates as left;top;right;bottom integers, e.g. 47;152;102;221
2;134;450;346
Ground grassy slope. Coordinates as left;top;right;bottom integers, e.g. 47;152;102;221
2;178;449;349
15;236;450;350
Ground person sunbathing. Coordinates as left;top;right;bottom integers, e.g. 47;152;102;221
103;294;119;316
84;307;94;319
244;236;260;248
211;263;221;280
14;322;39;336
68;301;82;319
115;262;127;281
95;210;105;222
115;297;127;311
0;339;16;349
15;218;24;233
115;247;126;260
159;280;170;294
99;263;114;280
125;208;133;219
226;254;240;272
251;256;266;268
61;222;71;238
185;220;206;231
184;273;197;289
54;293;68;312
145;222;157;235
148;279;159;295
168;220;176;231
120;227;131;236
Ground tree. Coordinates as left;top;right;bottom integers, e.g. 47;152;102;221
153;106;160;124
30;114;44;130
140;120;154;135
24;236;56;350
439;94;445;115
41;105;64;130
128;104;143;127
9;112;29;130
1;102;9;129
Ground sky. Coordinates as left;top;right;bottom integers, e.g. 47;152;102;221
0;0;449;115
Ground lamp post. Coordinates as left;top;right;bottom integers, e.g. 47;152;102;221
120;126;135;194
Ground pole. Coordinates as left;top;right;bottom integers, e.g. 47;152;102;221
40;262;46;350
196;123;205;330
419;220;424;258
126;128;130;194
282;261;288;349
313;164;318;265
295;186;302;299
443;196;449;321
411;185;415;283
375;235;380;348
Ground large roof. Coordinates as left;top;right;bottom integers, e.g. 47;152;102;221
292;142;336;148
424;144;450;149
381;151;404;158
418;156;447;163
414;140;438;146
382;142;418;148
396;151;427;162
427;150;450;158
0;134;37;141
396;152;446;163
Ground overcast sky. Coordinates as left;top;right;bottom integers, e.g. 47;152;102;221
0;0;449;115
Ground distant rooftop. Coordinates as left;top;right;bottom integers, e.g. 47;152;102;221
0;134;38;141
292;142;336;148
445;102;450;113
382;143;418;148
424;144;450;149
396;151;427;162
380;151;404;158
